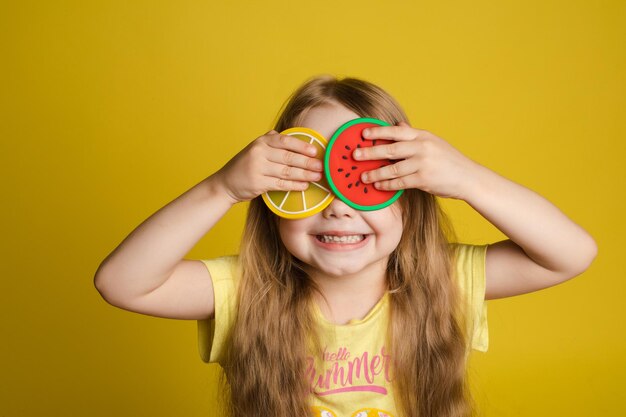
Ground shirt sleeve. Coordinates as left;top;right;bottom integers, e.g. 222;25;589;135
451;243;489;352
196;255;239;364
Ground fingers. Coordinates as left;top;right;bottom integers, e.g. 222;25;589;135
267;177;312;191
362;124;422;141
263;161;323;184
265;148;324;172
353;140;416;161
371;175;419;191
249;163;316;193
239;131;328;194
263;132;324;170
360;159;416;184
267;132;319;157
355;124;424;162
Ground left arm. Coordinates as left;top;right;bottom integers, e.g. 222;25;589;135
355;122;598;300
460;162;597;299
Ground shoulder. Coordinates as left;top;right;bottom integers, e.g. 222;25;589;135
448;242;490;352
197;254;240;364
447;242;489;295
448;242;489;268
199;255;240;282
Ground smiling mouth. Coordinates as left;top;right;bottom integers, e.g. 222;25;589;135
315;234;367;244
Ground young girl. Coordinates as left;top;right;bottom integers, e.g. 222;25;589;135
94;75;598;417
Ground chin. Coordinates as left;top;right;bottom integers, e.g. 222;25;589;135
317;263;365;277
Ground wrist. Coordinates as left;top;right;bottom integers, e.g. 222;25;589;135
202;174;240;207
459;160;496;203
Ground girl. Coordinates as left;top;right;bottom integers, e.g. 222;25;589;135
94;75;598;417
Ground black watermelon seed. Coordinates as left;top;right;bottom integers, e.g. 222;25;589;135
364;187;368;193
357;144;361;148
342;155;348;160
345;173;350;178
338;168;344;172
351;166;357;170
348;183;353;188
344;145;351;150
356;181;360;186
372;140;377;145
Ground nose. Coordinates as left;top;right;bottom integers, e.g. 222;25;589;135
322;197;357;219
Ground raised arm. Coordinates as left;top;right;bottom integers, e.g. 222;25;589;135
353;121;598;300
462;163;597;299
93;175;236;319
94;129;324;319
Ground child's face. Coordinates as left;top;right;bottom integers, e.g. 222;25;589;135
277;101;404;279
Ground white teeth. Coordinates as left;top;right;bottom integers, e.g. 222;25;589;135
318;235;365;244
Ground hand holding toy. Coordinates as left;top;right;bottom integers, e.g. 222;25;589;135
262;117;404;218
214;129;324;205
356;121;480;200
262;128;334;218
325;118;403;211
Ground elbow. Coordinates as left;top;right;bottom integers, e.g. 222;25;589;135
93;267;120;307
566;235;599;279
93;263;108;297
94;277;127;309
583;236;599;271
94;272;113;304
580;234;599;270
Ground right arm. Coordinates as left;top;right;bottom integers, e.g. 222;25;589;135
93;130;323;320
94;176;236;320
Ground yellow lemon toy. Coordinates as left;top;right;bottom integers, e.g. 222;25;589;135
262;127;334;219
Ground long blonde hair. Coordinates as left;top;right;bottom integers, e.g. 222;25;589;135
215;74;476;417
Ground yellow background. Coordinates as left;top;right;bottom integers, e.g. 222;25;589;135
2;0;624;415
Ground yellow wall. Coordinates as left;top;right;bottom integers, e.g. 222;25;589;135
2;1;623;416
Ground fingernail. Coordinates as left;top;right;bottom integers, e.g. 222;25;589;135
362;172;368;182
363;129;370;137
353;149;361;159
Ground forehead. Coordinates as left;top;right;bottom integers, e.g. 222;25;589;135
297;102;361;140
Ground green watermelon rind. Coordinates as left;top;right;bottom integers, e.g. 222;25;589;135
324;117;404;211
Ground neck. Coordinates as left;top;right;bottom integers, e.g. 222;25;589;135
307;259;387;318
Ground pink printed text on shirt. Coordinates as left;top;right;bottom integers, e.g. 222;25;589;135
306;345;394;396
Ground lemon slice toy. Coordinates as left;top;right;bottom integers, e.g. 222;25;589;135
324;117;404;210
262;127;334;219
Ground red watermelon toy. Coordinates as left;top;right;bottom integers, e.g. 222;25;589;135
324;118;404;210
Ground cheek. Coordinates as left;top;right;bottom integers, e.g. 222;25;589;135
277;219;310;254
368;208;403;232
374;213;404;247
277;220;295;248
384;221;404;245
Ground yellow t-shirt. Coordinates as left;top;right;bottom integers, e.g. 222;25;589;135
197;243;489;417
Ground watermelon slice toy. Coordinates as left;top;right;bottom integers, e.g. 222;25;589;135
324;118;404;211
